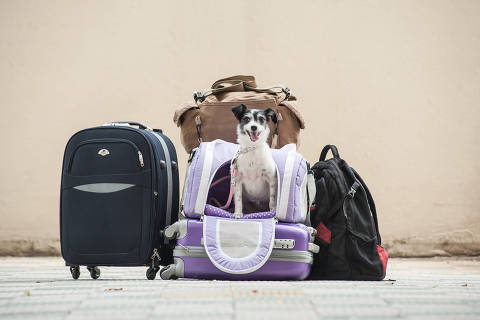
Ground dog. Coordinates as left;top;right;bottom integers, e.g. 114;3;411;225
231;104;278;219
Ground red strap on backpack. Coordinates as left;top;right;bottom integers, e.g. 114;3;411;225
315;222;331;244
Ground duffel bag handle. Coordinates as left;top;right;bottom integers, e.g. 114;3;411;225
244;83;291;99
194;75;291;103
103;121;162;133
319;145;340;161
194;76;254;102
212;75;257;89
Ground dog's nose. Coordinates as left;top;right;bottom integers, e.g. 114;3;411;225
251;125;257;131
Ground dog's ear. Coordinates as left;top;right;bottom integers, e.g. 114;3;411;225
264;108;278;124
232;104;247;121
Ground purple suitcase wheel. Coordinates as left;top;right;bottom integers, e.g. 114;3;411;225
160;265;177;280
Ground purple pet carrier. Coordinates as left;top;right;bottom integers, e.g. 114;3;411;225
182;140;315;223
161;140;317;280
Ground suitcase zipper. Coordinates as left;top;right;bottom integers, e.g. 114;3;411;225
180;149;197;214
150;132;174;230
150;248;160;268
138;151;144;167
173;246;314;264
67;138;144;172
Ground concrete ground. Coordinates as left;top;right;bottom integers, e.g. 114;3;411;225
0;257;479;320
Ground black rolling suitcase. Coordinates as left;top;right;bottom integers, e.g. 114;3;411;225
60;122;179;280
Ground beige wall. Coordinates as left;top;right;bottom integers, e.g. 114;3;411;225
1;0;479;256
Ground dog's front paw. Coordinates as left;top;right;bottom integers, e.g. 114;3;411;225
234;212;243;219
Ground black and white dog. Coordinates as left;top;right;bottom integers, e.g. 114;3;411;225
231;104;278;219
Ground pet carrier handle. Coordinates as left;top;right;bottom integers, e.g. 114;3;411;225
319;145;340;161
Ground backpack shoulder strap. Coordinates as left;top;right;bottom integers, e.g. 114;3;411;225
312;156;357;225
351;168;381;244
321;179;360;225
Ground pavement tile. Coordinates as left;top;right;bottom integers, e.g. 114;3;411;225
79;297;159;309
236;309;317;320
154;316;233;320
0;302;77;314
0;292;24;299
384;296;480;304
65;309;150;320
308;296;388;306
153;301;233;315
0;257;480;319
406;315;480;320
313;305;403;318
0;312;67;320
391;303;478;315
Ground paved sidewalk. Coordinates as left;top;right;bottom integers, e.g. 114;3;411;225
0;257;479;319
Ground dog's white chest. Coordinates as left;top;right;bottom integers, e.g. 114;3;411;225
236;150;276;199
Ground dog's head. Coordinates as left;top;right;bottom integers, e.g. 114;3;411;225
232;104;278;146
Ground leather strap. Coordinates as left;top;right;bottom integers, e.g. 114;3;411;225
212;75;257;89
194;75;291;103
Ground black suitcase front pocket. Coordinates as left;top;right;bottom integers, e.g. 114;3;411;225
62;182;143;256
68;139;144;175
61;160;153;265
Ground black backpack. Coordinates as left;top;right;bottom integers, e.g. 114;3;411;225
308;145;388;280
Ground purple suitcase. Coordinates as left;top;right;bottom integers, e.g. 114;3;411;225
161;207;318;280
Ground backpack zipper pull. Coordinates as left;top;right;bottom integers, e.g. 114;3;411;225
138;151;144;167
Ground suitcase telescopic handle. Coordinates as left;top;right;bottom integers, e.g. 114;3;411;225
319;145;340;161
103;122;162;133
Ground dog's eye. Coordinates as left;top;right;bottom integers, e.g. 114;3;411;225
259;118;265;124
243;117;251;122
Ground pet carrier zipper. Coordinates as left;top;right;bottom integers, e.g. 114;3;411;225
200;158;281;216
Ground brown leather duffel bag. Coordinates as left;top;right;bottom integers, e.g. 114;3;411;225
173;75;305;153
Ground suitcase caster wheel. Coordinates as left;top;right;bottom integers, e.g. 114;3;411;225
70;266;80;279
146;266;159;280
159;265;177;280
87;266;100;279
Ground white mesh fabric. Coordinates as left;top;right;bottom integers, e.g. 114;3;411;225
217;220;261;259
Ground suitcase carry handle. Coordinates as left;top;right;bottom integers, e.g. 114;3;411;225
103;122;162;133
319;145;340;161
